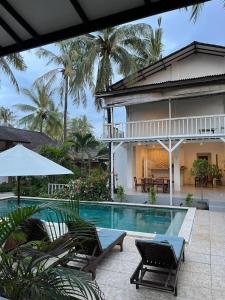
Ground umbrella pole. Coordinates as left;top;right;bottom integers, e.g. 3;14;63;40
17;176;21;206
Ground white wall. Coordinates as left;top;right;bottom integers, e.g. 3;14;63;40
127;94;225;122
114;144;128;188
135;54;225;86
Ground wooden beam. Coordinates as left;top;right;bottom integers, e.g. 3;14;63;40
70;0;89;23
0;0;38;37
0;0;209;57
0;15;21;42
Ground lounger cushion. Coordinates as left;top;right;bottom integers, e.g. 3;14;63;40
153;234;184;261
98;229;125;250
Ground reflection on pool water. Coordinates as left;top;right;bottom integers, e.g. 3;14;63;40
0;198;187;236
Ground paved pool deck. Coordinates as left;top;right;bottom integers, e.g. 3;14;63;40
97;210;225;300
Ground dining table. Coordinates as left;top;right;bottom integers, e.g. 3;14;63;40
139;177;170;193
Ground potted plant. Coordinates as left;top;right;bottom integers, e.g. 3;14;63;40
190;159;209;210
209;164;223;186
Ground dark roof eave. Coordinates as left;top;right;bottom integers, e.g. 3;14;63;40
96;74;225;99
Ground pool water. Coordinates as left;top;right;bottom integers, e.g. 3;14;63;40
0;198;187;236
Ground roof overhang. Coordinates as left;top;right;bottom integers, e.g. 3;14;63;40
0;0;209;57
110;41;225;91
98;74;225;107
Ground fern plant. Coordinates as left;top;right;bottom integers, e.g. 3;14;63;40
0;201;104;300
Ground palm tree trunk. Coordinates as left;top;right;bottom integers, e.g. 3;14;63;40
40;119;43;133
81;149;84;175
63;76;69;142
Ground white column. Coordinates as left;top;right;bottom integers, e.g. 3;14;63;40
174;147;181;192
127;144;133;189
111;142;114;200
169;139;173;205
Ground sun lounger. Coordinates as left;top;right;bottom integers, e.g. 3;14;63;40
130;234;185;296
61;222;127;279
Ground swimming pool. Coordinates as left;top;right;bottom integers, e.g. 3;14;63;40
0;198;188;236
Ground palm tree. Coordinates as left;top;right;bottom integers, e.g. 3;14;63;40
71;132;99;174
0;107;16;127
137;17;163;67
36;41;90;141
0;53;26;91
15;84;62;138
68;115;93;137
78;24;151;108
187;1;225;22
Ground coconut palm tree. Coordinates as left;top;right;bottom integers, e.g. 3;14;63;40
36;41;91;141
68;115;93;137
78;24;151;109
70;132;99;174
15;84;62;138
0;107;16;127
137;17;163;67
187;1;225;22
0;53;26;92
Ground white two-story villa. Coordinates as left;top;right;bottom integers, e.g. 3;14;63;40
97;42;225;204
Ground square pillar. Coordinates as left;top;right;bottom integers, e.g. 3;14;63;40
127;144;133;189
174;147;181;192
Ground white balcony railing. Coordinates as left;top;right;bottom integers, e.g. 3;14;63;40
48;183;66;195
103;114;225;140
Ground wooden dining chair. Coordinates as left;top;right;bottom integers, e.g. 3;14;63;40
134;177;142;191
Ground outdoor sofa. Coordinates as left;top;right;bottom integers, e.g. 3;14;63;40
130;235;185;296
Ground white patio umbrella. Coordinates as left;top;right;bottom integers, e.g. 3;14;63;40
0;144;73;205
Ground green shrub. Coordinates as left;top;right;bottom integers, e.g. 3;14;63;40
50;172;110;202
185;193;193;207
147;186;157;204
0;182;15;192
116;185;125;202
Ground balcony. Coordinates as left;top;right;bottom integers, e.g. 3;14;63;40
103;114;225;141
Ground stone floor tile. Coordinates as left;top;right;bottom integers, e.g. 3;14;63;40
99;285;146;300
212;289;225;300
180;261;211;275
211;255;225;266
185;250;210;264
177;285;212;300
211;264;225;277
178;270;211;289
211;274;225;291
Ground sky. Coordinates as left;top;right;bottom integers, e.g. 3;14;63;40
0;0;225;138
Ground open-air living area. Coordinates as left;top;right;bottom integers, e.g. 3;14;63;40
0;1;225;300
121;139;225;208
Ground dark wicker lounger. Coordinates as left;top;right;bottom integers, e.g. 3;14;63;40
130;235;185;296
62;223;127;279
